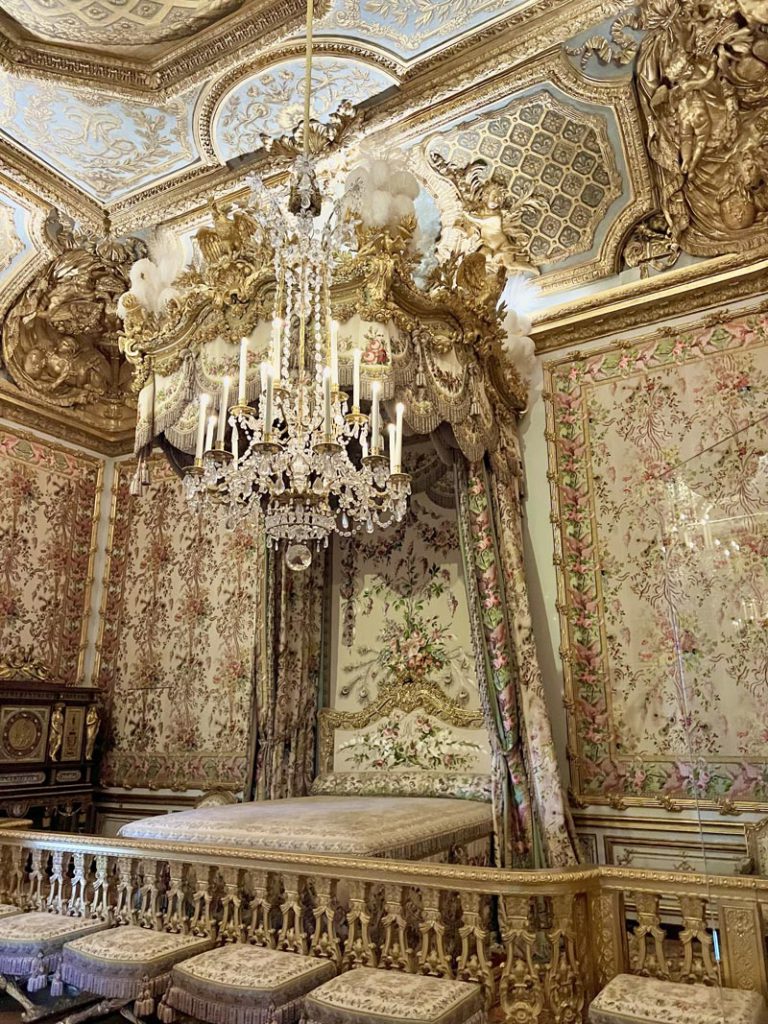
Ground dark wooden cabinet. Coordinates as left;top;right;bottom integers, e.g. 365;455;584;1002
0;679;100;831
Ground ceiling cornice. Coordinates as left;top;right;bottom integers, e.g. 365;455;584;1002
531;250;768;351
0;0;318;98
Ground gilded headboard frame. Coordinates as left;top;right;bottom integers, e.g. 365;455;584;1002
317;679;485;776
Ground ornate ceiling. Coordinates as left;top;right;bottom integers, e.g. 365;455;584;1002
0;0;766;449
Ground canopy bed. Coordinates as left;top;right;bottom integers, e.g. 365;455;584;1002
117;141;577;871
119;683;495;863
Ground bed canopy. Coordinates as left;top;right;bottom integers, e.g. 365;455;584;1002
117;164;577;869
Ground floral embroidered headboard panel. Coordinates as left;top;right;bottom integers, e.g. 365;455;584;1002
312;685;493;802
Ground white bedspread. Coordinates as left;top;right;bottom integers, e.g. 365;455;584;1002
118;796;493;860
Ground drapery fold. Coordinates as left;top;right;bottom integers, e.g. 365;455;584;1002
254;549;325;801
456;431;577;868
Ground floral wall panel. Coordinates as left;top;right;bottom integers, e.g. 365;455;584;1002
0;426;101;683
98;459;264;792
329;484;488;774
546;311;768;810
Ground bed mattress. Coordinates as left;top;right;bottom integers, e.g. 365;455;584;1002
117;795;494;860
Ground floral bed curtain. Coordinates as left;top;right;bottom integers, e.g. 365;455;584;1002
253;548;325;800
456;424;577;868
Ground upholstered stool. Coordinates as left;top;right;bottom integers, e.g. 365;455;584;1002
589;974;768;1024
159;944;337;1024
304;968;486;1024
0;911;109;993
0;904;22;920
60;925;215;1019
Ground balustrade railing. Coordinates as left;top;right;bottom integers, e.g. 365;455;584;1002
0;830;766;1022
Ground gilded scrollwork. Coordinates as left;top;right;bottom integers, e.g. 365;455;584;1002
637;0;768;256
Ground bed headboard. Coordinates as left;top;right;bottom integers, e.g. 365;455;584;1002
311;681;492;802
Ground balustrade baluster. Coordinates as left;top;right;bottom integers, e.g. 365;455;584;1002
310;877;341;966
115;855;138;926
165;860;188;934
499;894;544;1024
543;894;586;1024
457;891;494;1004
277;873;308;955
380;884;411;973
343;880;377;970
677;895;716;985
47;849;65;914
70;852;88;917
418;886;453;979
630;892;669;980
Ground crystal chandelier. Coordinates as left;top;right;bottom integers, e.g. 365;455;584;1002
181;1;410;570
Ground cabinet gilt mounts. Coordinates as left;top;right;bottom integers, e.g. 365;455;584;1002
0;669;101;831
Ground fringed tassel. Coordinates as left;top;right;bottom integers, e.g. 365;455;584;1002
50;967;64;998
26;952;48;993
156;993;176;1023
134;975;155;1019
129;463;143;497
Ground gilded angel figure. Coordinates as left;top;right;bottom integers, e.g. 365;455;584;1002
429;153;542;275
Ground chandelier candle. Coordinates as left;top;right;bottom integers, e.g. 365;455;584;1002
352;348;361;410
216;376;230;448
371;380;381;452
395;402;404;473
388;423;397;476
323;367;332;438
238;337;249;404
195;393;210;463
330;320;339;386
205;414;217;454
263;364;274;437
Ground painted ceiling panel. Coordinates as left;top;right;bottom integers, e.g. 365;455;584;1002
0;0;244;45
0;77;201;202
212;57;397;162
317;0;525;59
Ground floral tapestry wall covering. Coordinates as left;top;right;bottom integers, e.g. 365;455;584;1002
98;458;265;792
330;491;478;717
0;426;101;683
546;311;768;810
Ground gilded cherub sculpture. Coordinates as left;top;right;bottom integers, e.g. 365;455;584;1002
48;704;64;762
429;152;542;276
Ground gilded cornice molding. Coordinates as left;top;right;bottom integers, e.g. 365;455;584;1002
0;380;135;454
0;0;319;99
532;251;768;351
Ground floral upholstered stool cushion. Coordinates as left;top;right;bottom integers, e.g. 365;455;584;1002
589;974;768;1024
303;968;486;1024
0;910;110;990
61;925;215;1015
0;904;22;920
161;943;337;1024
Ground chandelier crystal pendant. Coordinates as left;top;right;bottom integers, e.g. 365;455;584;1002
181;1;410;570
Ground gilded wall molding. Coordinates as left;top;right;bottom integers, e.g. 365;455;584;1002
532;252;768;351
0;138;103;229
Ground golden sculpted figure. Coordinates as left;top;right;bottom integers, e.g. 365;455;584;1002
2;215;144;408
637;0;768;255
48;704;64;762
429;153;542;276
85;705;101;761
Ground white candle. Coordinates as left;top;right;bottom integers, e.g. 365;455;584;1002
195;393;210;462
272;317;282;379
216;376;230;448
205;414;217;453
352;348;361;410
323;367;332;438
388;424;396;477
263;364;274;436
238;336;249;404
371;380;381;452
330;320;339;386
395;401;404;473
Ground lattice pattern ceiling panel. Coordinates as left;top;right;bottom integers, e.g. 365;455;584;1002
0;0;244;45
424;89;623;267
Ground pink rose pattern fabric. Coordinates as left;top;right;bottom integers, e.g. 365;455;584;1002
98;458;265;792
0;427;100;683
547;311;768;808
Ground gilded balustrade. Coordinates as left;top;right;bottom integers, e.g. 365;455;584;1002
0;830;766;1022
